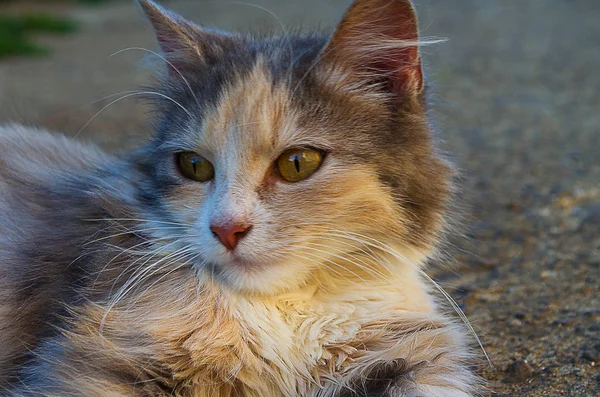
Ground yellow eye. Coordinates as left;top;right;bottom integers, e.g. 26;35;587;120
276;148;323;182
177;152;215;182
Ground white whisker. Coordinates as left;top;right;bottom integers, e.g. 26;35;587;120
75;91;193;138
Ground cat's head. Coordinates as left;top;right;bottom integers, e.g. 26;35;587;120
133;0;452;294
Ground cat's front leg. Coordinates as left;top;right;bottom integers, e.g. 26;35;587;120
323;316;483;397
334;359;479;397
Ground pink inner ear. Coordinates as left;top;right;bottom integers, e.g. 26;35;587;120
376;45;423;94
157;33;188;57
139;0;205;66
324;0;424;95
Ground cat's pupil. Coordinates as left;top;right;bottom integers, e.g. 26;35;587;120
293;156;301;172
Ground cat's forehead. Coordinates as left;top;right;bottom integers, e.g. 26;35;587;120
201;61;298;158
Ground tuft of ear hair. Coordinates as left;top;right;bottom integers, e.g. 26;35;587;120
323;0;427;96
136;0;234;71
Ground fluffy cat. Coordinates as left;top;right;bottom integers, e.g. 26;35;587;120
0;0;483;396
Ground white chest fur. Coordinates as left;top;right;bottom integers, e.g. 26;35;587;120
181;266;435;397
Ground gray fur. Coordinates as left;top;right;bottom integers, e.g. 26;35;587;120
0;0;479;395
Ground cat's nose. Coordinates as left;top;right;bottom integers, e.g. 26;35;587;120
210;222;252;251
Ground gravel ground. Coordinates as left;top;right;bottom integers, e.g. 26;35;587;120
1;1;598;395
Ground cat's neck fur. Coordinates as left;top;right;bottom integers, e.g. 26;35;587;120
73;251;441;397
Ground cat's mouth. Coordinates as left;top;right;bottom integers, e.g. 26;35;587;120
221;255;258;269
206;251;266;274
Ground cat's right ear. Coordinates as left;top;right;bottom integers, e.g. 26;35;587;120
137;0;233;70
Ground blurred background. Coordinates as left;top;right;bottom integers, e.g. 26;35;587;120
0;0;598;395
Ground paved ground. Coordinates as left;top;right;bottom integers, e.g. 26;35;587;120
1;1;598;395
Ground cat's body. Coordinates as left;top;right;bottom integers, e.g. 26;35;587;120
0;1;482;396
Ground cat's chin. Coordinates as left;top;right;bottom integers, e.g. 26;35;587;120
202;256;313;295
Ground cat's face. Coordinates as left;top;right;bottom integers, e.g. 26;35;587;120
134;0;451;294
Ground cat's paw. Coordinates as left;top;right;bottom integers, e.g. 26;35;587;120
402;384;475;397
396;365;482;397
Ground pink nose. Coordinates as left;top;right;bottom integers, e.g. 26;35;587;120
210;222;252;251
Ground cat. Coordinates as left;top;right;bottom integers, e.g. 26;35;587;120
0;0;483;396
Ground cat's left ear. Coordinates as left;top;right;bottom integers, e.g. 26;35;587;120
137;0;234;70
322;0;425;96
